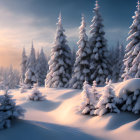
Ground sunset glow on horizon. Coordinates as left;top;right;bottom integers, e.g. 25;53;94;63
0;0;137;69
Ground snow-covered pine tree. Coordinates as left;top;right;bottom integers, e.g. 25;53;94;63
89;0;111;85
24;42;37;88
122;1;140;79
20;48;28;84
94;80;120;116
69;15;91;89
80;80;93;115
0;88;25;129
36;49;48;86
29;83;46;101
45;13;72;88
80;80;99;115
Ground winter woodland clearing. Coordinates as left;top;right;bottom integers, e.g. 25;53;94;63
0;0;140;140
0;79;140;140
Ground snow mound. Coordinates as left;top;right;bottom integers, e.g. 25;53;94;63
115;78;140;97
115;78;140;114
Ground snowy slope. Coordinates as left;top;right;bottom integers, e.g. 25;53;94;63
0;84;140;140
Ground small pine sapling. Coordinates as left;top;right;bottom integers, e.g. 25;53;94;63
80;81;91;114
29;83;46;101
80;80;99;115
90;81;100;115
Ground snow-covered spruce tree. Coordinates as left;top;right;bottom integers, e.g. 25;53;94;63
20;48;28;84
45;13;72;88
36;49;48;86
94;80;120;116
80;80;93;115
69;15;91;89
24;42;37;88
80;80;99;115
122;1;140;79
89;1;111;85
29;83;46;101
0;88;25;129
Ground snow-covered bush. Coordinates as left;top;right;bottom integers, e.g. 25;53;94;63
80;81;99;115
94;80;120;116
116;78;140;114
0;89;25;129
29;83;46;101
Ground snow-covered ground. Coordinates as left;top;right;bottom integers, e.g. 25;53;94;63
0;82;140;140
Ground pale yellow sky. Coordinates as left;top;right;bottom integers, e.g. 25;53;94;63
0;46;21;69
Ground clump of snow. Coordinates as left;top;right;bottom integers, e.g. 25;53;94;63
94;80;120;116
115;78;140;114
0;89;25;129
115;78;140;97
29;83;46;101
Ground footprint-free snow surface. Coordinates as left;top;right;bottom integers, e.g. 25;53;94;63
0;80;140;140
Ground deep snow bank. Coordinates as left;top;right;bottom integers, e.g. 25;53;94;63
115;78;140;97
